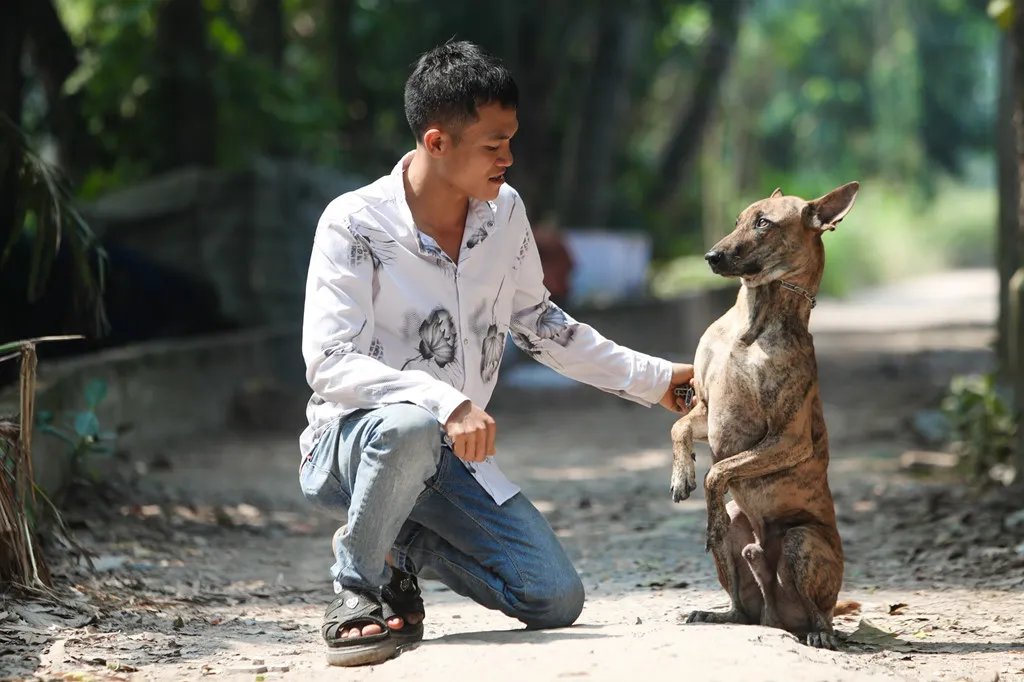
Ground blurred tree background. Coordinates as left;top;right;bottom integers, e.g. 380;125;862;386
0;0;1006;317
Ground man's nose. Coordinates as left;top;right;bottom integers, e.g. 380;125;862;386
704;250;723;265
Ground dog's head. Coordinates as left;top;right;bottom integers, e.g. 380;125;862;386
704;182;859;286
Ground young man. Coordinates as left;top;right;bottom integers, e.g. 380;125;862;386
299;40;694;667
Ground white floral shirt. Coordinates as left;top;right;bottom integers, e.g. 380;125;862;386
300;151;674;504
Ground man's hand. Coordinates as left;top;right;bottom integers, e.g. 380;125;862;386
444;400;497;462
659;363;696;414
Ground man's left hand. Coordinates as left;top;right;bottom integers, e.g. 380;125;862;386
659;363;696;414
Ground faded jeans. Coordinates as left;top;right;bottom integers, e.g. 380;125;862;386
298;402;585;629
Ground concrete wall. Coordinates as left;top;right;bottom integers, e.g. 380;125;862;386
0;286;738;496
83;159;365;327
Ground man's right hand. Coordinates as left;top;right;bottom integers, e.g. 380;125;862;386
444;401;496;462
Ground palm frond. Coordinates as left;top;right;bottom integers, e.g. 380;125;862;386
0;112;109;338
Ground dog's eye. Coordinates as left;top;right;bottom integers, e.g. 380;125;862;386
756;217;771;229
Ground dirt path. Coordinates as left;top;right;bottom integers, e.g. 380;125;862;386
4;269;1023;682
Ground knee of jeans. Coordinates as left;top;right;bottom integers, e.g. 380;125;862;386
373;403;442;475
519;570;586;629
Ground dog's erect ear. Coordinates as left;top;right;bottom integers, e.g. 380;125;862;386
807;181;859;232
770;187;783;199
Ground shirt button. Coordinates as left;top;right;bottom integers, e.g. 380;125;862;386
463;339;469;345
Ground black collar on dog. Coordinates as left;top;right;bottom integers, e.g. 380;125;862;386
780;280;817;309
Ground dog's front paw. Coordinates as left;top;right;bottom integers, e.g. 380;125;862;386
669;455;697;503
805;631;840;650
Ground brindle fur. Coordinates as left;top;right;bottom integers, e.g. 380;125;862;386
669;182;860;650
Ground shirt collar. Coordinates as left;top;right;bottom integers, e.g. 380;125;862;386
389;151;500;260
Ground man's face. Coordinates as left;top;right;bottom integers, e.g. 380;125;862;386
425;103;518;202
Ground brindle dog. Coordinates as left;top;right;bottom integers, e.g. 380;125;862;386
669;182;860;650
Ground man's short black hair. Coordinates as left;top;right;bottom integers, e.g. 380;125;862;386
404;40;519;142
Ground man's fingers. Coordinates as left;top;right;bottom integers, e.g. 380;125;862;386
453;432;467;460
463;429;482;462
485;420;497;457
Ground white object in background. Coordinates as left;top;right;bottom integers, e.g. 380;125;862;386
563;229;653;305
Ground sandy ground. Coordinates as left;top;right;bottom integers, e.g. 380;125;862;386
3;269;1023;682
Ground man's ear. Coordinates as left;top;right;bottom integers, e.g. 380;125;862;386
423;128;446;157
807;181;859;232
770;187;783;199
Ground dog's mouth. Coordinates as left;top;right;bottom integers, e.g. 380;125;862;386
709;258;762;278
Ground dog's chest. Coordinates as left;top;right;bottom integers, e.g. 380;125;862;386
701;340;775;460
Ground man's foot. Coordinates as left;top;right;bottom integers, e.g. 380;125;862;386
331;526;424;643
322;588;399;667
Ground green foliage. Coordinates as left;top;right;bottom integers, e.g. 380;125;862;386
56;0;342;196
36;378;118;482
0;113;108;335
34;0;1003;290
941;373;1018;483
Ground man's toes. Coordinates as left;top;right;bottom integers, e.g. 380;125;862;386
342;627;361;639
386;616;404;631
360;623;383;637
406;613;424;625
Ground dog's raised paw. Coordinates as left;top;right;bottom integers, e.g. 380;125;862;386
669;457;697;502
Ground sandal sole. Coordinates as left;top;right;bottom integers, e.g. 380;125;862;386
325;638;399;667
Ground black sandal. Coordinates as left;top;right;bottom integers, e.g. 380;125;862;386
321;588;399;667
381;567;425;646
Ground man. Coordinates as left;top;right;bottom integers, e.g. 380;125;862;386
299;40;694;667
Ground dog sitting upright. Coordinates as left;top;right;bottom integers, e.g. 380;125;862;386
669;182;859;650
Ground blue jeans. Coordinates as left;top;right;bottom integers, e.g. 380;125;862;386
298;402;585;629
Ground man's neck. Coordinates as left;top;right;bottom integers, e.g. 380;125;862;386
404;149;470;239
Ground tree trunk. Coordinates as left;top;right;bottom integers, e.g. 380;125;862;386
247;0;284;69
0;0;26;256
557;0;647;228
153;0;217;171
22;0;94;184
998;31;1020;376
504;0;577;221
1012;5;1024;475
648;0;744;215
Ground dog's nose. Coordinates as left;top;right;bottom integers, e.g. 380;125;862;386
705;250;723;265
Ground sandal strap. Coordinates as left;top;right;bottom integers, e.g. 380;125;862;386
382;568;424;615
322;588;391;642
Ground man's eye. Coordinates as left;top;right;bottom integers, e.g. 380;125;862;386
485;145;499;151
756;217;771;229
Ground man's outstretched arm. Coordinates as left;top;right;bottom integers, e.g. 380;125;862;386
505;193;693;411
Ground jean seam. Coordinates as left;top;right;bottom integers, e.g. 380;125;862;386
427;477;528;594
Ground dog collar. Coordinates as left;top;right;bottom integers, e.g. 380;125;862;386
780;281;817;309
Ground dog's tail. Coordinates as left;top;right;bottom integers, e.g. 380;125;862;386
833;600;861;617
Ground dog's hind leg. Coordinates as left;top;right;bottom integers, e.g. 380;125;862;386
776;524;844;649
685;502;762;625
740;540;783;629
669;401;708;502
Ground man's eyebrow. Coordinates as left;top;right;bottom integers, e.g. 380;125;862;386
488;128;518;140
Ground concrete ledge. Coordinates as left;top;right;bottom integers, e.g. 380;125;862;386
1;285;740;496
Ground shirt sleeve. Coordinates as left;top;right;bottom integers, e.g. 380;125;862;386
302;213;470;425
506;193;674;407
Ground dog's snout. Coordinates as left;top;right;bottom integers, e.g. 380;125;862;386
705;250;724;266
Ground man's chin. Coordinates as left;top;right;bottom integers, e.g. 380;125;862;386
474;184;503;202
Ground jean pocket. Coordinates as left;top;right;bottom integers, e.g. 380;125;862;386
299;455;350;511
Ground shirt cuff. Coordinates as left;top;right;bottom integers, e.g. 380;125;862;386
631;354;675;405
429;384;472;426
